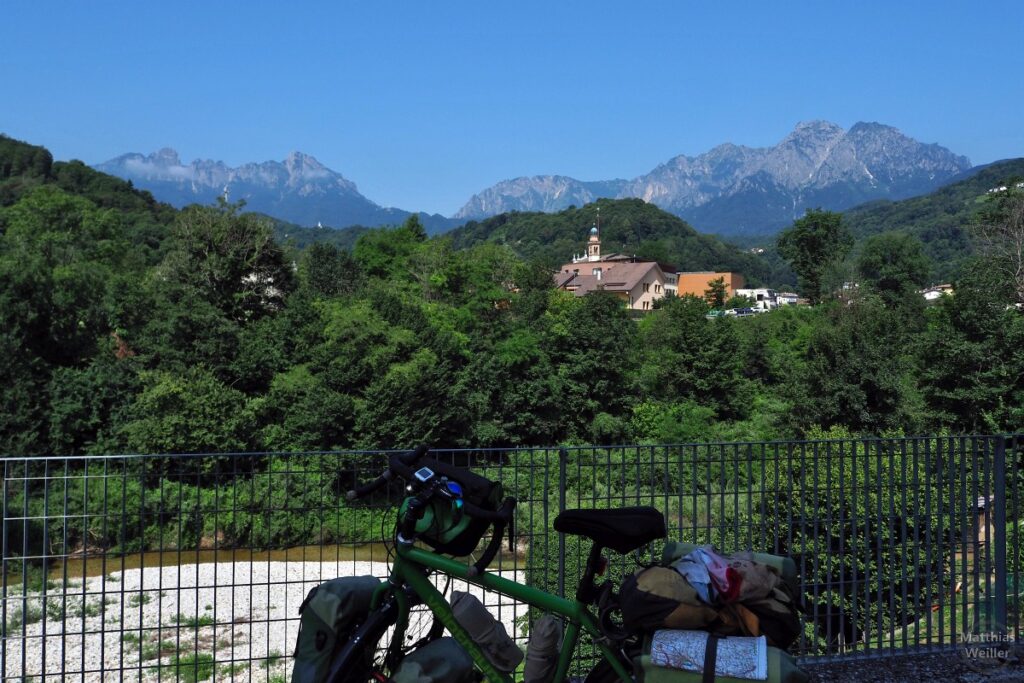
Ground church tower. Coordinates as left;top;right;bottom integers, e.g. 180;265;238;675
586;207;601;261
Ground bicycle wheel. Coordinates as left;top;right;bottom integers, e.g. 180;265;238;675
326;600;399;683
326;594;440;683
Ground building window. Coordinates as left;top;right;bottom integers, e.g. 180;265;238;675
643;282;650;293
642;300;650;310
655;284;661;293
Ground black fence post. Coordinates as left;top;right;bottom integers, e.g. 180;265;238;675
558;447;567;599
994;435;1009;635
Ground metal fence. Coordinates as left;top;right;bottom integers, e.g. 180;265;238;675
2;435;1022;681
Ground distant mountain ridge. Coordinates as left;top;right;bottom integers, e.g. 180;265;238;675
456;121;972;235
95;149;459;234
97;121;973;237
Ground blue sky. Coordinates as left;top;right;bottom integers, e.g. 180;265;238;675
3;1;1022;215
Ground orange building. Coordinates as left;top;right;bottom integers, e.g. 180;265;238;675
674;272;746;298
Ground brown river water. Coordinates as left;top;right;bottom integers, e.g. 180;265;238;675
6;542;523;586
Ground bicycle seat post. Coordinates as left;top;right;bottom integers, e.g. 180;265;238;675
576;542;606;605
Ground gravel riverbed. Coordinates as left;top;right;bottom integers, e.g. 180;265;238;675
3;560;525;682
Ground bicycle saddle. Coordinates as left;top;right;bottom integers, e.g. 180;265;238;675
553;506;666;554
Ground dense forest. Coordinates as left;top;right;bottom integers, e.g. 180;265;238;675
2;135;1024;459
842;158;1024;282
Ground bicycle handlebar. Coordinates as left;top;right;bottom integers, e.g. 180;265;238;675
345;445;429;501
347;444;517;574
467;496;516;577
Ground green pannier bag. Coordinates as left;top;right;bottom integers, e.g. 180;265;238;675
635;630;809;683
392;636;476;683
291;575;382;683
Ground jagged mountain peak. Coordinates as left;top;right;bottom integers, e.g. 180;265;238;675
790;119;846;135
453;175;628;219
95;149;458;233
150;147;183;166
457;120;972;234
282;150;331;174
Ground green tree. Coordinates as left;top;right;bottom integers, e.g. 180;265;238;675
542;291;638;442
120;367;257;454
47;349;141;455
789;301;921;434
724;294;755;309
160;200;295;322
704;276;727;309
638;295;750;420
353;216;428;280
457;328;563;447
972;183;1024;304
257;366;356;451
918;262;1024;432
299;242;363;298
0;186;129;365
856;231;931;308
777;209;853;304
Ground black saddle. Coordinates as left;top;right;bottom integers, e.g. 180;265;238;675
553;506;666;554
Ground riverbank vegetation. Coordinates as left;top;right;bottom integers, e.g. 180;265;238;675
3;138;1023;456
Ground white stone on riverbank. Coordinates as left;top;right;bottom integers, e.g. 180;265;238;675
3;560;526;682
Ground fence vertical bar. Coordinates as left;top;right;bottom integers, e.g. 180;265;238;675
1;461;8;677
875;439;884;652
40;460;50;680
558;448;567;600
1012;435;1021;640
994;435;1008;635
925;438;935;646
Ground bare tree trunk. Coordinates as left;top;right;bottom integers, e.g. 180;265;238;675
973;193;1024;305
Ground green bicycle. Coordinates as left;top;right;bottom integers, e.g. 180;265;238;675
326;445;667;683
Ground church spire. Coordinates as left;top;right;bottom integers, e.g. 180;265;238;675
587;206;601;261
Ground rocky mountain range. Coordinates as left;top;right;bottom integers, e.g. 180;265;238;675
455;121;972;235
94;149;458;234
97;121;973;237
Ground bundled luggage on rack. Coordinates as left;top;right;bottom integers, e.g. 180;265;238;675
618;542;809;683
636;629;808;683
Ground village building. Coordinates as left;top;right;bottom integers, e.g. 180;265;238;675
676;271;745;299
553;218;743;311
555;224;669;310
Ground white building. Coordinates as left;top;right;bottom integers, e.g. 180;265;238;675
735;288;778;311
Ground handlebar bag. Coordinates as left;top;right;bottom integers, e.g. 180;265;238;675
403;457;504;556
291;575;382;683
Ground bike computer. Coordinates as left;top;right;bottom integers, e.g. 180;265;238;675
413;467;435;483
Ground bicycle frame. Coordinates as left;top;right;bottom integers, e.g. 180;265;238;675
380;542;633;683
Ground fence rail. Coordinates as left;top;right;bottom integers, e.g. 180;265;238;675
2;435;1022;681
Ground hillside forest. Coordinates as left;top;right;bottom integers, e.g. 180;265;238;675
2;135;1024;459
